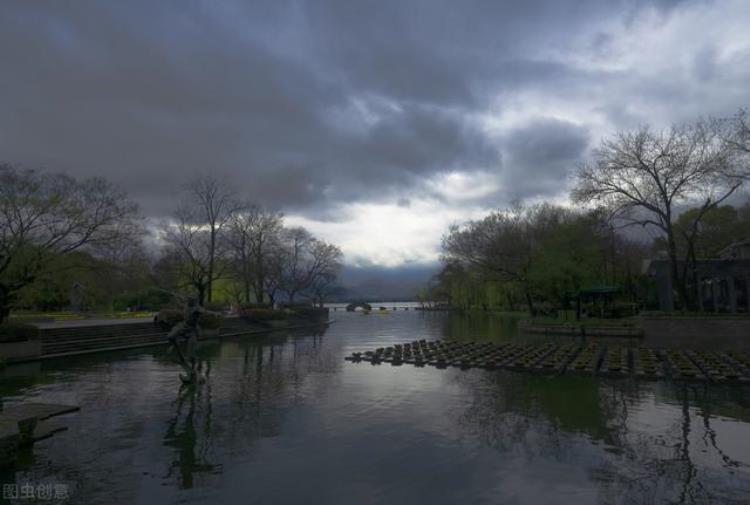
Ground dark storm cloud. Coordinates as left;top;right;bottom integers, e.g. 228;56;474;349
500;118;590;201
0;0;740;224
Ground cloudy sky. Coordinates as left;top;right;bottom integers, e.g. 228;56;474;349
2;0;749;270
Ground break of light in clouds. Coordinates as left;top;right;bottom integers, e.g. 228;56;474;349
1;0;749;267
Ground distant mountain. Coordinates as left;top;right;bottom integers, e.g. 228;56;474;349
334;264;438;302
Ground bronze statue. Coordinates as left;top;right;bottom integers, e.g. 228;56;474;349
167;297;206;384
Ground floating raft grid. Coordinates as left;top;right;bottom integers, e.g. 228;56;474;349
345;340;750;384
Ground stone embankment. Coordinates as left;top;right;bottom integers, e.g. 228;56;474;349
518;321;643;337
1;316;330;363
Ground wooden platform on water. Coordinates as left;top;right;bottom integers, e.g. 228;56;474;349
345;340;750;384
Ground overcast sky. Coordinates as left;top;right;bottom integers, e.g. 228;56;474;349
2;0;749;268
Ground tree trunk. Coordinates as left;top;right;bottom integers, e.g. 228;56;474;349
505;290;515;311
689;243;700;312
207;229;216;302
610;229;617;285
207;266;214;302
0;286;10;325
253;282;265;306
667;231;688;310
254;266;265;306
243;277;251;304
524;288;534;317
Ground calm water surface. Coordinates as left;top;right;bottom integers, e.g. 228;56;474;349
1;311;750;504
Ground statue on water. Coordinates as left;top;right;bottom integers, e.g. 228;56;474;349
167;297;206;385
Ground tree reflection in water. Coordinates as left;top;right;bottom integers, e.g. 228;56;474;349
160;326;331;490
162;364;222;489
452;370;750;504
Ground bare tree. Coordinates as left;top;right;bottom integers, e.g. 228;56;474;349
227;205;283;305
0;164;140;322
279;227;343;304
181;174;243;302
226;211;253;304
572;119;747;308
263;246;285;307
158;206;217;304
306;271;345;307
729;108;750;153
279;227;314;304
304;240;343;306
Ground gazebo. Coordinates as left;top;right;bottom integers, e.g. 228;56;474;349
576;286;621;320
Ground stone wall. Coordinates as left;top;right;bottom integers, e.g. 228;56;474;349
640;317;750;349
518;321;642;338
0;340;42;363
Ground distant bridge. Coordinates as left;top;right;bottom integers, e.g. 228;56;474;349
345;302;372;312
335;303;415;312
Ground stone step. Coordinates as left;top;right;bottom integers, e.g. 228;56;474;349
42;332;165;345
40;340;169;360
41;321;248;342
42;331;167;344
36;318;329;359
41;325;163;341
42;334;167;354
40;321;155;332
43;329;166;341
40;327;260;354
43;339;166;354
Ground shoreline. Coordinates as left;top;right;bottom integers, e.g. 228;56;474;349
1;317;334;365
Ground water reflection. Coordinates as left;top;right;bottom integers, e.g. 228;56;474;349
159;326;332;490
452;368;750;504
163;374;221;489
0;315;749;504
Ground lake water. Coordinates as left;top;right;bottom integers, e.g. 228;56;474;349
1;311;749;504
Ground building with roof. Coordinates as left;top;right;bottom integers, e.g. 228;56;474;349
643;239;750;312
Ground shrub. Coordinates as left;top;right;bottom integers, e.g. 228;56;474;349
240;308;288;322
239;303;272;310
203;301;229;313
0;322;39;343
610;302;639;318
200;311;223;330
156;308;223;330
289;306;329;320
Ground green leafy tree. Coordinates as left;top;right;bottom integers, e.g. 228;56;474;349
0;164;140;323
438;205;648;314
442;204;552;314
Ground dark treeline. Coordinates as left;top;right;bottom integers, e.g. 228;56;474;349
432;109;750;315
435;204;648;314
0;169;343;323
154;174;343;308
